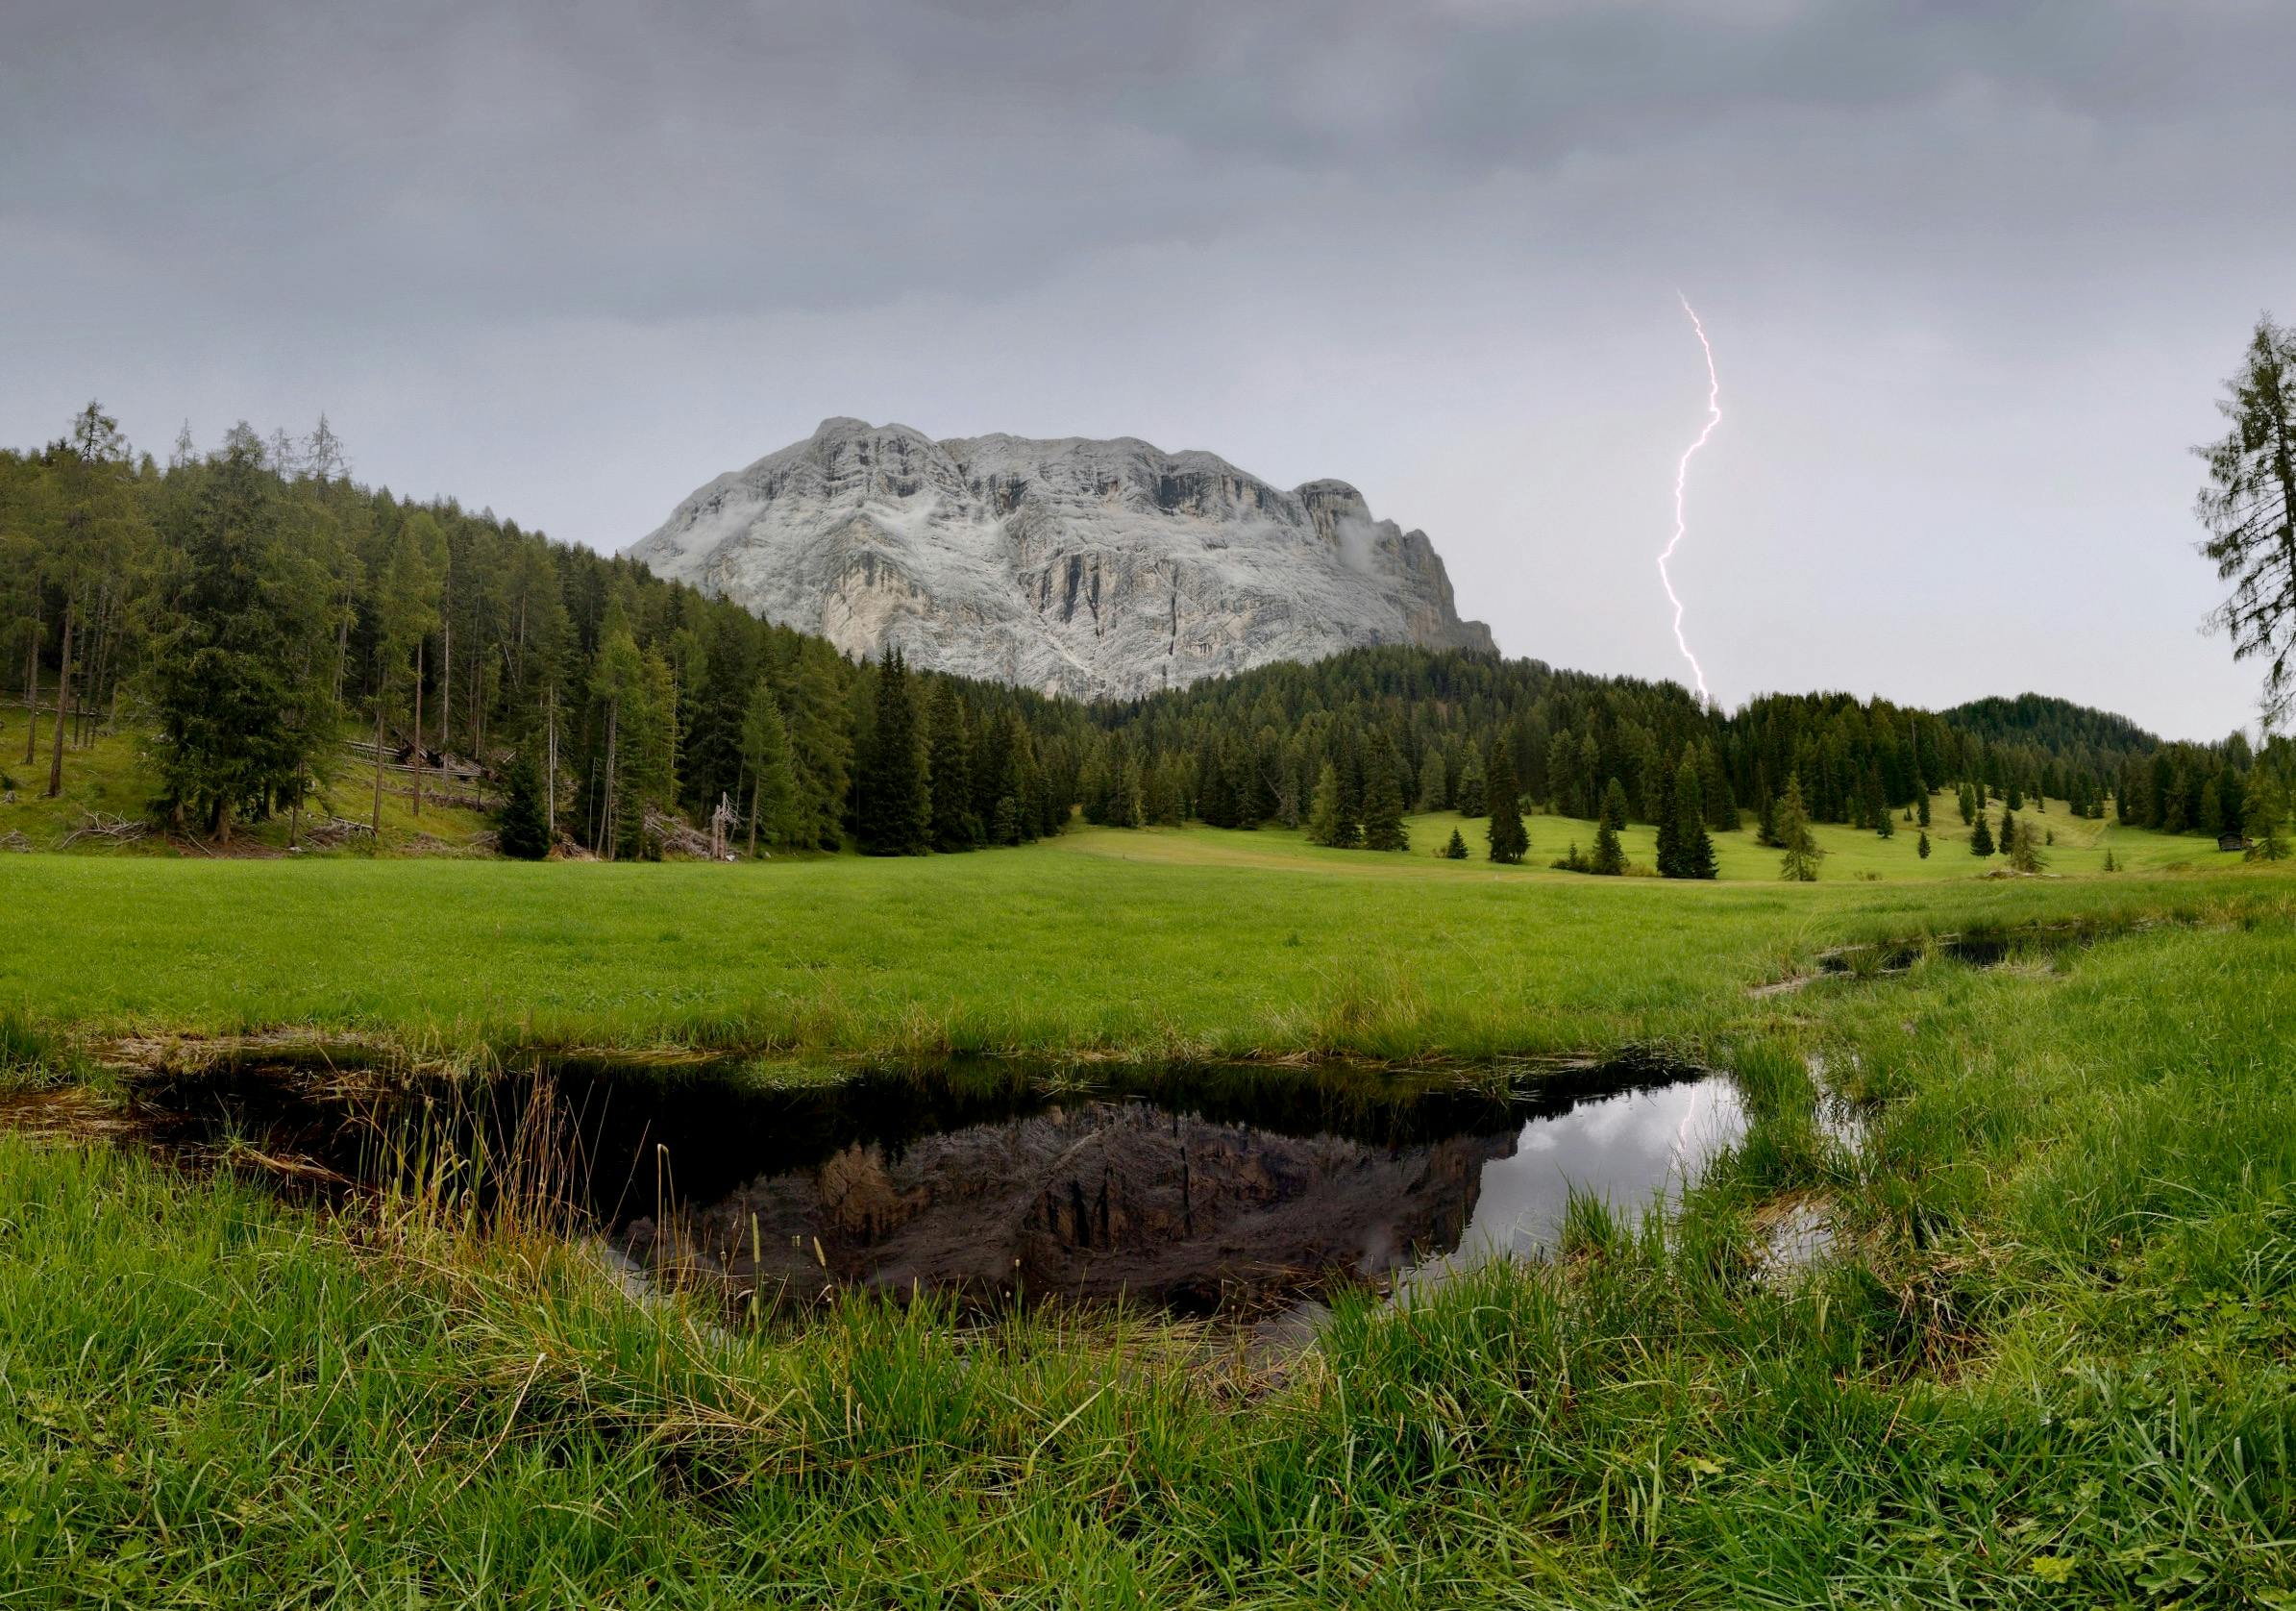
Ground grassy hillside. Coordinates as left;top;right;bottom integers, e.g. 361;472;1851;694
0;724;489;855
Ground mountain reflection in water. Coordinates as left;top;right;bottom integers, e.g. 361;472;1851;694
621;1071;1744;1315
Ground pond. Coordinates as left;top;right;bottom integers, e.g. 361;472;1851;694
126;1050;1744;1318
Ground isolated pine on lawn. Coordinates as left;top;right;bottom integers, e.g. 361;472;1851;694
1970;811;1995;855
1998;808;2018;859
1590;820;1624;875
2009;817;2047;873
1442;828;1468;860
1917;791;1932;828
1917;830;1932;859
1775;775;1823;881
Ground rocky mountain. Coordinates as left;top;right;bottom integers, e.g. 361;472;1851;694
628;417;1494;700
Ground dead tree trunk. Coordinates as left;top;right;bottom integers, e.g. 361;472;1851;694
43;602;72;798
372;695;385;835
411;639;425;819
20;618;38;767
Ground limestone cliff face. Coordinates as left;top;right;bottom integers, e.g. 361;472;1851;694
628;418;1495;699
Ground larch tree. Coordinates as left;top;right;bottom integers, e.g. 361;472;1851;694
740;676;802;855
1775;775;1823;881
1669;750;1717;879
144;434;335;843
1362;734;1409;851
2195;316;2296;727
856;650;930;855
1305;760;1346;847
39;402;144;799
1485;734;1528;864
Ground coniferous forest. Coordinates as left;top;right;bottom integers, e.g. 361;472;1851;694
4;404;2285;864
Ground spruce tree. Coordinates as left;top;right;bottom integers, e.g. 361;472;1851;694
145;434;335;842
926;682;977;850
1916;790;1931;828
1443;828;1469;860
1916;829;1932;859
1591;819;1625;876
1653;762;1682;875
1306;761;1346;847
740;678;802;854
1997;807;2017;858
1599;776;1629;830
1669;752;1717;879
1969;810;1995;856
1776;775;1823;881
1362;736;1409;851
2245;772;2289;860
1454;749;1488;816
496;748;551;859
2008;818;2046;873
1484;734;1528;864
1414;748;1448;813
856;651;929;855
1958;782;1977;826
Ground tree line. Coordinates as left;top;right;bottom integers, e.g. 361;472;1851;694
2;407;1088;856
8;398;2288;866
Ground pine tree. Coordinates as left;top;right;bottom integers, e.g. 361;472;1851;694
1668;752;1716;879
1916;829;1932;859
1591;819;1625;876
1599;776;1629;830
1362;735;1409;851
1306;760;1346;847
1414;747;1448;812
856;651;929;855
1776;775;1823;881
2195;315;2296;727
2102;847;2119;871
1442;828;1469;860
2245;772;2290;860
2008;817;2046;873
1453;749;1488;816
496;747;551;859
1652;760;1681;874
1484;735;1528;864
1958;781;1977;826
1969;809;1995;856
991;796;1020;846
740;678;802;854
1997;807;2017;859
1916;790;1931;828
145;434;335;842
926;681;978;850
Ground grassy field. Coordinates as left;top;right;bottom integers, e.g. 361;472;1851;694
4;800;2294;1605
0;809;2282;1061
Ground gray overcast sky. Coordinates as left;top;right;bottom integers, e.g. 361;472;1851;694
7;1;2290;739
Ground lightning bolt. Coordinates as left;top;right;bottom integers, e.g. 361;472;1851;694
1660;294;1721;705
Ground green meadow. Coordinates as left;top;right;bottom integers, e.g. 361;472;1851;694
3;823;2293;1605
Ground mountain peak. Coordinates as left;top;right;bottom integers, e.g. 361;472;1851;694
630;427;1494;699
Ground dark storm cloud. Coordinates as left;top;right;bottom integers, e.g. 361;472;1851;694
5;1;2293;735
8;1;2285;322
